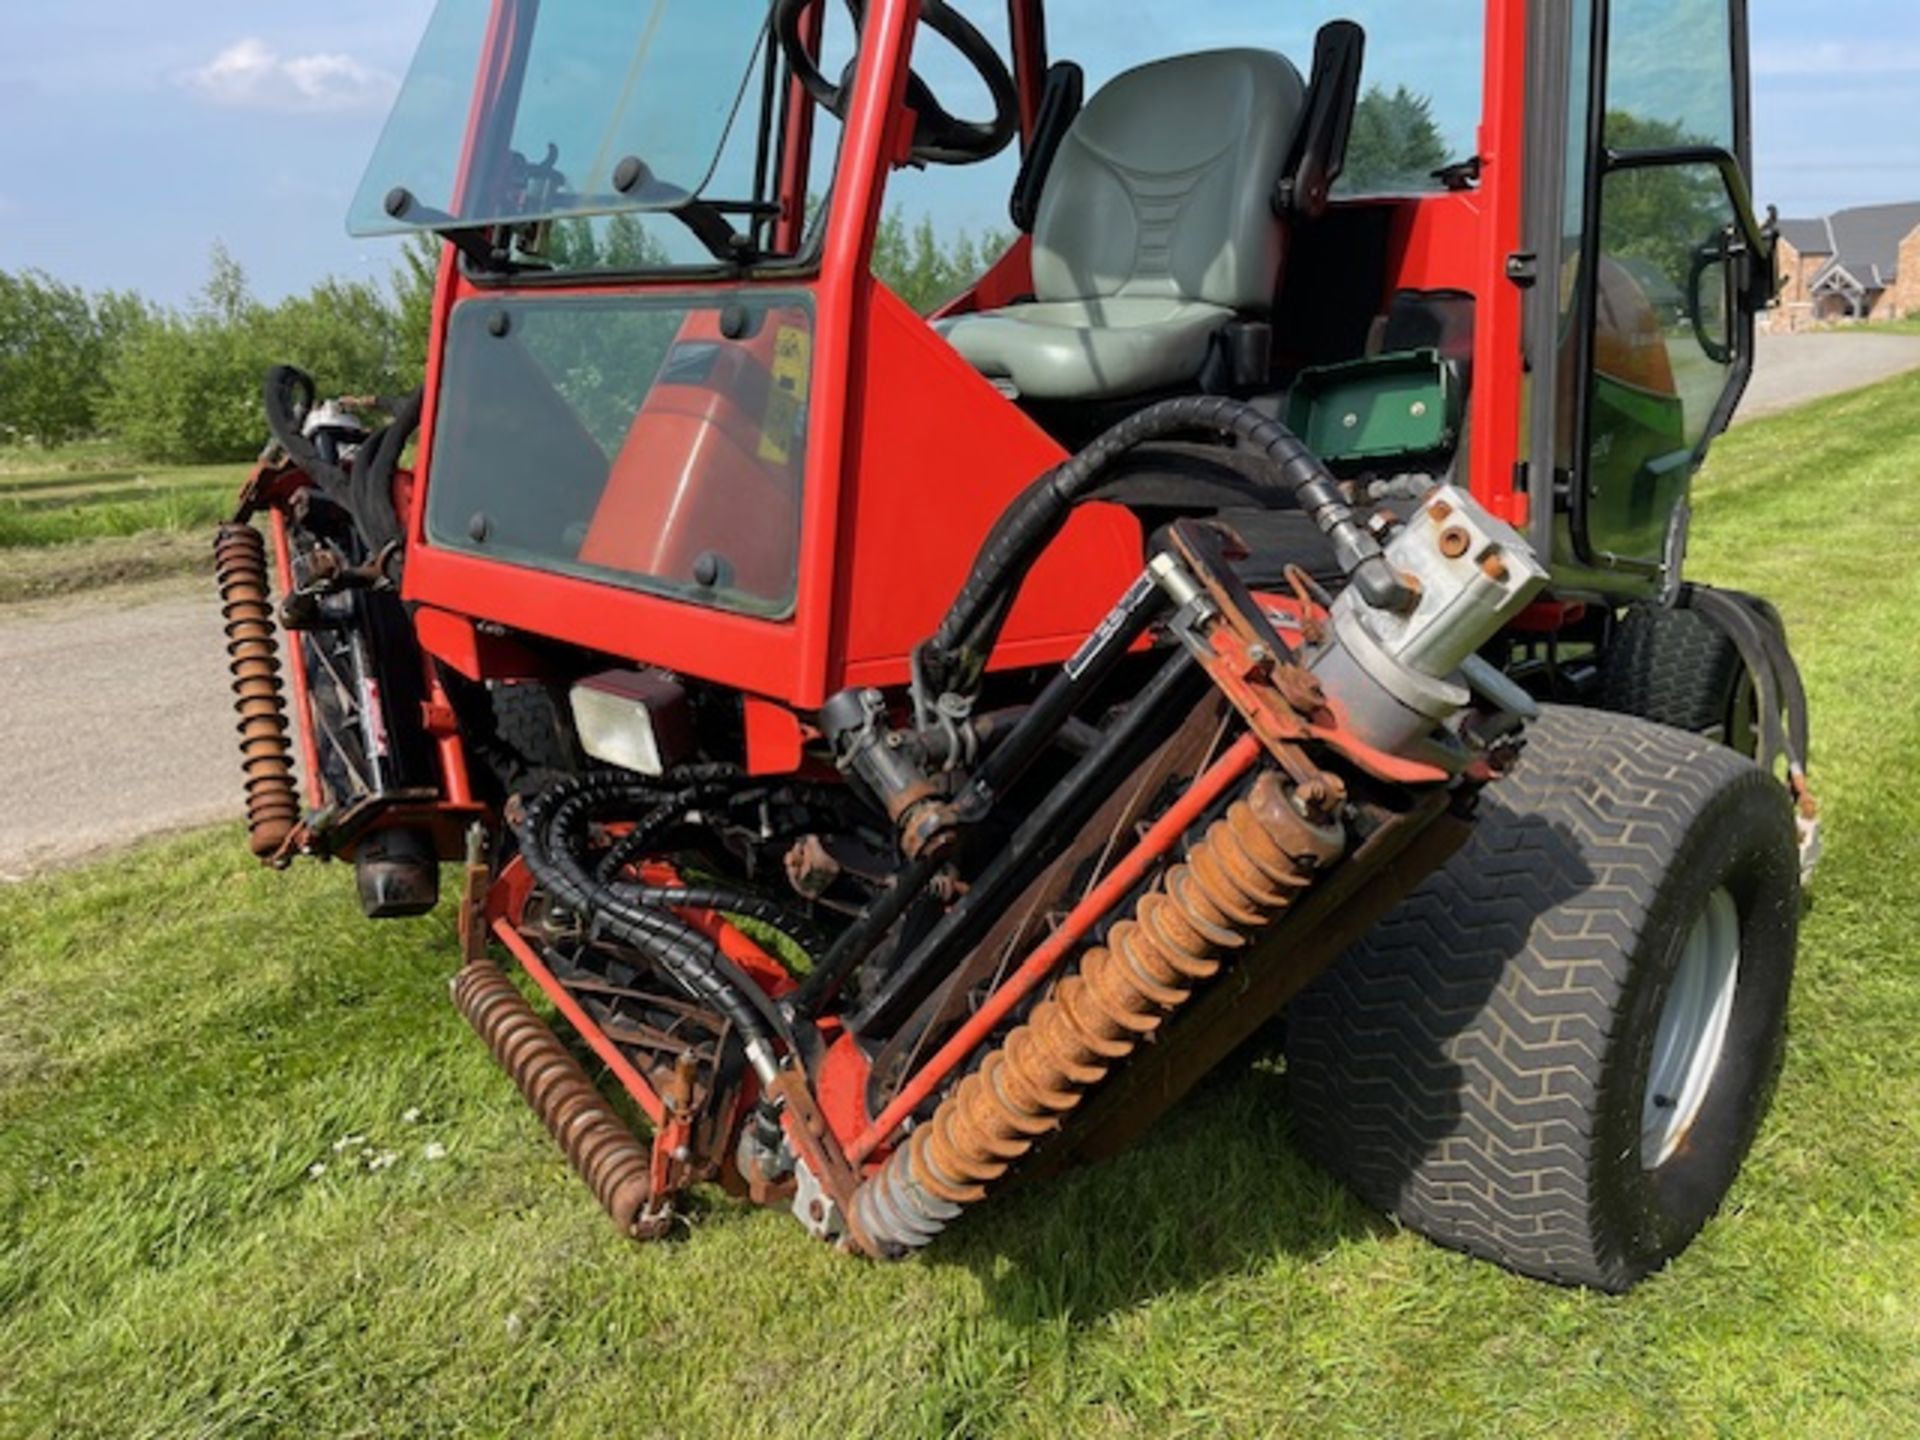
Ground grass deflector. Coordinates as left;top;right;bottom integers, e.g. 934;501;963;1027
212;0;1815;1289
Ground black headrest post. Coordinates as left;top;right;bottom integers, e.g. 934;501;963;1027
1275;20;1366;221
1009;61;1085;233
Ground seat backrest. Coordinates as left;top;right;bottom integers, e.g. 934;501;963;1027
1032;49;1308;314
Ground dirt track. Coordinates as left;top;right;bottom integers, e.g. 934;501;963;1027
5;332;1920;880
0;579;236;880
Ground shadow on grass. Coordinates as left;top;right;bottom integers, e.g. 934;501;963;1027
922;811;1595;1325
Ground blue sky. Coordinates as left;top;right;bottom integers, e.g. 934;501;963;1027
3;1;1916;305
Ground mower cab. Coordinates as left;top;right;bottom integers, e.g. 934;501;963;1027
214;0;1814;1286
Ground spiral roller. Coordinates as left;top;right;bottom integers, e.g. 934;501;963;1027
452;958;666;1238
213;522;302;858
853;772;1346;1253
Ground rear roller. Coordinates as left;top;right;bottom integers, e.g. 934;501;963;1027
213;521;301;859
452;958;668;1240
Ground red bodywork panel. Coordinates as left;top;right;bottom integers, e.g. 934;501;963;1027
579;305;810;601
396;0;1534;739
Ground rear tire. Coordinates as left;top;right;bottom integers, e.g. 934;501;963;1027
1284;706;1799;1291
1598;602;1754;752
489;681;578;781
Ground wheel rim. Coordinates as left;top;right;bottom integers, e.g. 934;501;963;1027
1641;887;1742;1168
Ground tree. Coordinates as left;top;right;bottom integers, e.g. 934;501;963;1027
1596;111;1727;298
0;269;131;446
101;246;414;463
870;208;1010;313
1343;86;1450;193
389;233;443;389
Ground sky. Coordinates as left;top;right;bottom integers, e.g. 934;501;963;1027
2;1;1916;306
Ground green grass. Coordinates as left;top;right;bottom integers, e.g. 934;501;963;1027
4;377;1920;1437
0;444;246;601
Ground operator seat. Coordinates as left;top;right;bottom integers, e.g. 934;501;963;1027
936;48;1307;401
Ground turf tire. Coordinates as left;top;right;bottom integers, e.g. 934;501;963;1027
1598;602;1751;748
1284;705;1799;1291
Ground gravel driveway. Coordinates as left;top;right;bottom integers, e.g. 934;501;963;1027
1738;330;1920;421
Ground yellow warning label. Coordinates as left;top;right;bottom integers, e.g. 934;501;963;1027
757;324;812;465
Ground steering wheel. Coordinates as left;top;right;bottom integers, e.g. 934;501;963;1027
772;0;1019;166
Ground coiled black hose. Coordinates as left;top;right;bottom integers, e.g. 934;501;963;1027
915;395;1411;699
349;388;423;562
1685;584;1811;781
516;772;806;1061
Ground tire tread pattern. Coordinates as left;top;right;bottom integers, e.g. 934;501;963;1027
1286;706;1764;1289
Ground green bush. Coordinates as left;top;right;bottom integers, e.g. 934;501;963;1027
0;271;150;447
100;247;413;464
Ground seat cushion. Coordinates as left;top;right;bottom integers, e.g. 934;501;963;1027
935;297;1233;400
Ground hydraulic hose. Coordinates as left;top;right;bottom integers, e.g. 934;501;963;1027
1685;585;1805;780
578;772;829;954
346;389;422;568
917;395;1410;700
516;773;799;1073
590;766;758;881
262;366;420;580
263;366;352;501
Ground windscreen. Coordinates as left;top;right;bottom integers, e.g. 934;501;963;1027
348;0;774;236
426;292;812;617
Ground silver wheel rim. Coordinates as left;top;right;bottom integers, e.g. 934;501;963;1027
1641;887;1741;1168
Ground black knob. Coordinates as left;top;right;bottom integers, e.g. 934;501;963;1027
383;186;414;219
692;551;723;587
468;512;491;544
486;309;511;338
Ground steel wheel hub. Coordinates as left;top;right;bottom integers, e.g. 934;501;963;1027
1642;887;1742;1168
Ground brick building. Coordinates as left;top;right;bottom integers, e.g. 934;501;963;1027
1770;202;1920;330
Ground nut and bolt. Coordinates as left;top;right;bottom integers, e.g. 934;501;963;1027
1438;527;1472;560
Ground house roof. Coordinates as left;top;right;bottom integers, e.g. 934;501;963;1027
1807;202;1920;293
1778;217;1834;256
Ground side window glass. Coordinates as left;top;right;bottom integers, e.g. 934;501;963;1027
1585;161;1739;561
1576;0;1742;569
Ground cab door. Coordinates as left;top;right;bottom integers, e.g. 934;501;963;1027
1539;0;1776;595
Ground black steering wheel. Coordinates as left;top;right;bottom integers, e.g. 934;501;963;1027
772;0;1018;166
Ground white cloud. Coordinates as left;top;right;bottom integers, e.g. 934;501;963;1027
182;37;396;112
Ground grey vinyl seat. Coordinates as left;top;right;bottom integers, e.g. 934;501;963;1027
936;48;1308;401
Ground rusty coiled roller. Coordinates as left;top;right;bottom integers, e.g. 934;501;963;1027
214;522;301;858
853;771;1345;1253
452;958;665;1238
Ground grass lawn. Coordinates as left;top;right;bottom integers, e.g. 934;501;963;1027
0;443;246;602
3;375;1919;1438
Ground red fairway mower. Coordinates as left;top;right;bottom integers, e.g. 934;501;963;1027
215;0;1817;1289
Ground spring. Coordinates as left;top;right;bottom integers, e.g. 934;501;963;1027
852;772;1346;1254
214;522;301;859
451;958;666;1238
